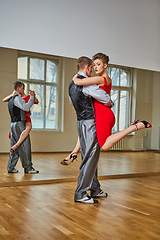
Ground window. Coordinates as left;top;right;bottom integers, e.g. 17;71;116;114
17;54;61;130
108;66;132;133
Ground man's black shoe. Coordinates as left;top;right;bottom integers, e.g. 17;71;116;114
24;167;39;174
75;196;99;204
93;190;108;198
8;168;18;173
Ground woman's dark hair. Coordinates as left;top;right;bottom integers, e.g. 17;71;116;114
92;53;109;65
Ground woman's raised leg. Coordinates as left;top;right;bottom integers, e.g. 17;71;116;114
10;122;32;152
101;121;152;151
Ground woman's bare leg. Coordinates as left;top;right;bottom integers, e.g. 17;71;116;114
10;122;32;151
101;121;150;151
61;137;80;165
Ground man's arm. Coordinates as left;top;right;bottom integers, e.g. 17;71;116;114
14;95;34;111
83;84;113;106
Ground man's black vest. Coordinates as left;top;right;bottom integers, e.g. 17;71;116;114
69;75;95;121
8;95;21;122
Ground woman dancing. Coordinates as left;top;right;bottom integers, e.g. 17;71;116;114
3;89;38;152
61;53;152;165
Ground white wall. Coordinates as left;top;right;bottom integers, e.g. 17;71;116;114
0;0;160;71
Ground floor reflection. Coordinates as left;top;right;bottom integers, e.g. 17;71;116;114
0;151;159;186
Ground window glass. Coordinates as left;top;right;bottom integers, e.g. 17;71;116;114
119;91;129;131
111;68;119;86
46;60;58;83
30;84;44;129
111;89;118;132
107;67;110;76
18;57;28;79
46;86;57;129
30;58;45;80
23;82;27;95
120;69;130;87
110;66;131;132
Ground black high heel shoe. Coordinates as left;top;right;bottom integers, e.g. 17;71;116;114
61;152;77;165
131;119;152;130
10;144;19;153
10;148;14;153
141;120;152;128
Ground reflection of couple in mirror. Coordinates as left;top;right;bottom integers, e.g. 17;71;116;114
3;81;39;174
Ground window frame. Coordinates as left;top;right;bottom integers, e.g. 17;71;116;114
108;64;132;133
17;51;63;131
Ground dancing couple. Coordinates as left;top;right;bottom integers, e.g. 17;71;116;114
3;81;39;174
63;53;152;204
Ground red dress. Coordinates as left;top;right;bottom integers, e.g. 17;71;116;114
23;95;38;123
94;77;115;148
8;95;38;138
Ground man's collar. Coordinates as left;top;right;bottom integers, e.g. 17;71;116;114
14;90;21;96
78;72;88;78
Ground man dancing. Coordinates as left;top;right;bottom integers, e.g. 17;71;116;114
69;56;112;203
7;81;39;174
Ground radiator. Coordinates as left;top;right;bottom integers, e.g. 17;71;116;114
110;139;123;151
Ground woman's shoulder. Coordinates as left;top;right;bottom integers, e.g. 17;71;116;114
103;76;111;86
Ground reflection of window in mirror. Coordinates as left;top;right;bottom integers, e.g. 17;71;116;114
18;53;62;131
108;66;132;133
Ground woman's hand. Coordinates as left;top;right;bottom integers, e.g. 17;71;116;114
12;91;18;97
28;90;36;97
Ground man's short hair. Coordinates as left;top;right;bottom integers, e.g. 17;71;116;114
77;56;92;71
13;81;25;90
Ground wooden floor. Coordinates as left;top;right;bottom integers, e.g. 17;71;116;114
0;151;160;187
0;151;160;239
